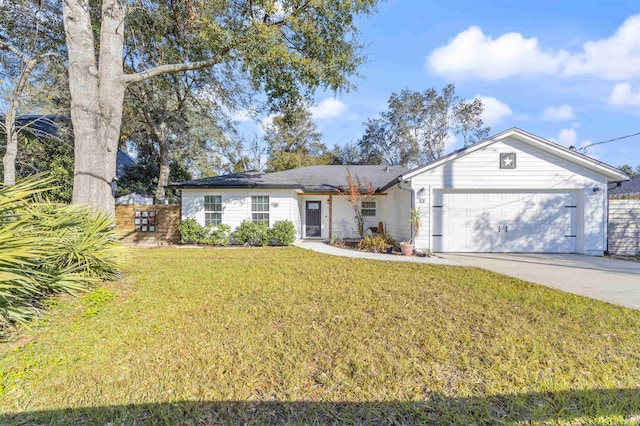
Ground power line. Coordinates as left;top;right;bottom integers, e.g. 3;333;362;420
574;131;640;152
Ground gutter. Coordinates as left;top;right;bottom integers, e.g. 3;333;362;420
396;178;415;241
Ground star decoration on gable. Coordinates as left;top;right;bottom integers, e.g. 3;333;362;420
499;153;516;169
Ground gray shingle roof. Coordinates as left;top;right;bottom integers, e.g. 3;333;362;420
269;165;408;192
168;165;408;193
609;175;640;197
168;170;304;189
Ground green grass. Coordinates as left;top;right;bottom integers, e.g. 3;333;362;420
1;247;639;425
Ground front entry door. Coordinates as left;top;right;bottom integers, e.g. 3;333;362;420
305;201;322;237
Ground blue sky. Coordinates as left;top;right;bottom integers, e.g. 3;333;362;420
242;0;640;170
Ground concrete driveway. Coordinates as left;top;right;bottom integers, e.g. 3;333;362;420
439;253;640;310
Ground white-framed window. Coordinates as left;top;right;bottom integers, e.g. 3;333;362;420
251;195;270;224
361;201;376;217
204;195;222;225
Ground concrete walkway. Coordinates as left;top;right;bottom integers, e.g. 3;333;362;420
293;240;458;265
440;253;640;310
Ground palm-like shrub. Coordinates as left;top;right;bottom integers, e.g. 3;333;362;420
356;234;390;253
0;176;122;329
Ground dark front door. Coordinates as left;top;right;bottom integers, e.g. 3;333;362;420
305;201;322;237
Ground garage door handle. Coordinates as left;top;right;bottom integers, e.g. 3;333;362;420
505;225;508;233
498;225;501;232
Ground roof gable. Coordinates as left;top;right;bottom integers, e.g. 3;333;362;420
402;128;629;183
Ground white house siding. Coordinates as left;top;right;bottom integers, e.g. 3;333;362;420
330;196;355;239
327;195;386;239
409;137;608;255
382;186;411;243
181;188;302;237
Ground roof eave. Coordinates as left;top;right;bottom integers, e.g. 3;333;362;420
378;176;403;193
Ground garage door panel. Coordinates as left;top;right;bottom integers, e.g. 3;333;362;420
441;191;576;253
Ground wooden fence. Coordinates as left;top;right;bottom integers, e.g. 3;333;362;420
608;199;640;256
115;204;181;245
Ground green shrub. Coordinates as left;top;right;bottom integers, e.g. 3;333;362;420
178;220;231;245
32;202;122;279
0;176;122;329
357;234;391;253
232;220;269;246
205;224;231;246
178;219;208;244
268;220;296;245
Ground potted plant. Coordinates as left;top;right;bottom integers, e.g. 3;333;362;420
400;240;414;255
401;208;423;256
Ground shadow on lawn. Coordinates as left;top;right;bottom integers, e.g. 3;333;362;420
2;388;639;425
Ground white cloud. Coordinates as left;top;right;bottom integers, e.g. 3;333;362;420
563;14;640;79
427;14;640;81
550;129;601;158
230;108;254;122
255;114;275;136
540;104;576;121
555;128;578;147
475;95;512;126
609;82;640;106
427;26;564;80
310;98;348;120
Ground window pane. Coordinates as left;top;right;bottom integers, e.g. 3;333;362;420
205;212;222;226
361;201;376;217
204;195;222;212
252;213;269;225
251;196;269;212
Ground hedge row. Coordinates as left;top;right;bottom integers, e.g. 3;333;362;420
177;219;296;246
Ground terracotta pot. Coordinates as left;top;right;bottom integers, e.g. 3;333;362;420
400;243;414;256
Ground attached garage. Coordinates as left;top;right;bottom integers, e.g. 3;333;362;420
434;191;576;253
399;128;629;256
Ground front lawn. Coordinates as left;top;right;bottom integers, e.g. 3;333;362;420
1;248;639;424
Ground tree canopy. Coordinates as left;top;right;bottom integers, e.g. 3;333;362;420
264;106;334;172
61;0;379;214
357;84;489;167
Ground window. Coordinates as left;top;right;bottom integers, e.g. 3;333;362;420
251;195;269;224
361;201;376;217
204;195;222;225
134;210;156;232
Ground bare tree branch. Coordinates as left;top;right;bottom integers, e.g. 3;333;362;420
121;46;233;84
0;40;57;63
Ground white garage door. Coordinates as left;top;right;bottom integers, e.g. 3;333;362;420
436;191;576;253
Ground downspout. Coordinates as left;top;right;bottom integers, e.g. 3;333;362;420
396;178;415;241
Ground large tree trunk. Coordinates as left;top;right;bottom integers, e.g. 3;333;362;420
63;0;125;216
154;136;170;204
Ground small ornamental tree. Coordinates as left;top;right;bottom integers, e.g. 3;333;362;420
336;169;375;238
